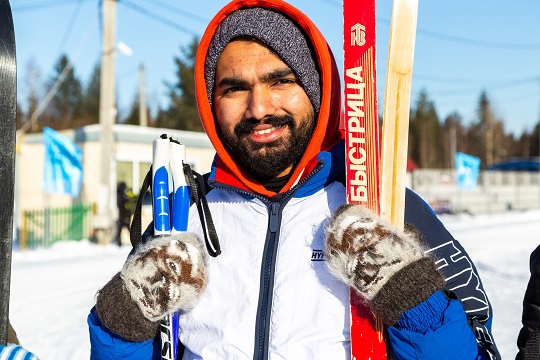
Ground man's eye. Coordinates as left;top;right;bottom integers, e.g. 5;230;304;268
223;86;243;94
276;78;294;85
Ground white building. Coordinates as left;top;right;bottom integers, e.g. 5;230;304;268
16;124;216;245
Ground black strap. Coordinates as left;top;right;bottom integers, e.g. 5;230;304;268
183;163;221;257
129;164;221;257
130;165;152;248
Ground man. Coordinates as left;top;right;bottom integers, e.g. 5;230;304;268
88;1;500;359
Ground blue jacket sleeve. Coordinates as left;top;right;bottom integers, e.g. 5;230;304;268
88;307;157;360
404;189;500;359
387;291;479;360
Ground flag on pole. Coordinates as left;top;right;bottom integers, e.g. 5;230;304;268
43;127;83;197
455;152;480;191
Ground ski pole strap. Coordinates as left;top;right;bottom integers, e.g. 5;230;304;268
182;163;221;257
130;165;153;248
129;164;221;258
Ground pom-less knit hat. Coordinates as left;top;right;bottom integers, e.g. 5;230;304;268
205;7;321;113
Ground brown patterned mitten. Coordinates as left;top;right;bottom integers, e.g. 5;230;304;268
121;233;208;322
324;204;446;325
95;232;207;341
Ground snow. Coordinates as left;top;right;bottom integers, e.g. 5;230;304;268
7;210;540;359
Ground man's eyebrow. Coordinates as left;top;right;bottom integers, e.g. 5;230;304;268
216;68;295;89
216;77;249;89
260;68;295;82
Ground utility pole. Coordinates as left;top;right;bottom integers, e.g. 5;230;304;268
450;123;456;170
96;0;117;244
139;64;148;127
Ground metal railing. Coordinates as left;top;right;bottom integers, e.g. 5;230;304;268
21;203;94;249
409;170;540;214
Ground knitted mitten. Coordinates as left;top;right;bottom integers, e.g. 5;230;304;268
324;204;446;325
96;232;207;341
121;233;207;320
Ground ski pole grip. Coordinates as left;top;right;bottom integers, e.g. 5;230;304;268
169;140;190;234
152;135;171;236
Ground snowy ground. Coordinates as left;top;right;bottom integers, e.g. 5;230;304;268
7;209;540;359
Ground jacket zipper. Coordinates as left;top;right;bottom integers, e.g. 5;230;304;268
210;163;324;360
253;201;281;360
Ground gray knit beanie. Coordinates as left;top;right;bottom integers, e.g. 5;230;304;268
205;7;321;113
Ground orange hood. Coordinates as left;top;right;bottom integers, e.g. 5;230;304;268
195;0;342;197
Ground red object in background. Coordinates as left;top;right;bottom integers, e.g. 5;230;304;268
407;158;418;171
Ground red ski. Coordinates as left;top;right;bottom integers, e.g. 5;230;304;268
343;0;386;358
343;0;418;358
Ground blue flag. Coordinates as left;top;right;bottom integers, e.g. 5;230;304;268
43;127;83;197
455;152;480;191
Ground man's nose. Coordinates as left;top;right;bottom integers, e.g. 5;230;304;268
245;85;276;120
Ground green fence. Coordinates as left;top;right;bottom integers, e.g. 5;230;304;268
22;203;94;249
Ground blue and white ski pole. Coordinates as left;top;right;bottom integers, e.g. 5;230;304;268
152;134;190;360
169;139;190;235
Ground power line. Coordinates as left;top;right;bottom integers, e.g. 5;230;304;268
311;0;540;50
136;0;209;24
55;0;85;56
424;81;540;97
413;26;540;50
118;0;199;36
414;74;540;86
499;89;540;103
13;0;92;12
432;87;539;98
312;0;341;7
18;21;95;135
378;15;540;50
118;66;139;78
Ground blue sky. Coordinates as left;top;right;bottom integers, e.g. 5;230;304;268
13;0;540;136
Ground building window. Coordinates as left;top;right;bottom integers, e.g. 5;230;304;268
117;161;134;189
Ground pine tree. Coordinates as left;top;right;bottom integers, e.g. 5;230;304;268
409;89;441;168
45;54;83;130
441;112;465;169
161;37;203;132
470;90;502;168
123;92;150;126
532;123;540;157
80;62;101;127
19;58;42;132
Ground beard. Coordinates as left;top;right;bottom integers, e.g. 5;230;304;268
219;111;316;181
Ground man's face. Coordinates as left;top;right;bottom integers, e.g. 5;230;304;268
213;39;316;181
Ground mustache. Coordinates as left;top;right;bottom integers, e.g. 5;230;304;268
234;115;295;137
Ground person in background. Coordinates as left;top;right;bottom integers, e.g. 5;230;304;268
113;182;135;246
516;244;540;359
87;1;500;359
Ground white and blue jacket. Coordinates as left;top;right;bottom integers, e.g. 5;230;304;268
88;143;500;359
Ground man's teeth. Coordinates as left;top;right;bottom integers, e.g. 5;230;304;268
253;126;277;135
